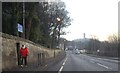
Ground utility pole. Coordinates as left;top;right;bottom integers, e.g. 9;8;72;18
22;2;25;39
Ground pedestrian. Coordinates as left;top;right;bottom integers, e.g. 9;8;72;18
20;45;29;68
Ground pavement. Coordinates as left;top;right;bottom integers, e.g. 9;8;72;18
2;51;66;73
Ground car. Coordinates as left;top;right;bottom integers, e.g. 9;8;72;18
72;49;80;54
75;50;80;54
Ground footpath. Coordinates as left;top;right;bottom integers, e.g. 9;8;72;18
2;51;66;73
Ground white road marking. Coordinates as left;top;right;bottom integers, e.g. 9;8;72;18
58;58;67;73
62;58;67;66
91;59;95;60
97;63;112;69
97;58;102;59
62;62;65;66
58;66;64;73
90;60;95;63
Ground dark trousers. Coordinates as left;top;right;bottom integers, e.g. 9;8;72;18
21;56;27;65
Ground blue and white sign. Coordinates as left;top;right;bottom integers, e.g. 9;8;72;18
18;23;23;33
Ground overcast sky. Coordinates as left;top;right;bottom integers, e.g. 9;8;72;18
61;0;119;41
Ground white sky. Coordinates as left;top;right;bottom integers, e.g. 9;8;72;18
61;0;119;41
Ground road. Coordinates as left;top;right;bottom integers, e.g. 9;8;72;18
46;50;119;73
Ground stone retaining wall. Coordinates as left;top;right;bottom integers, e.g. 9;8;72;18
1;32;62;70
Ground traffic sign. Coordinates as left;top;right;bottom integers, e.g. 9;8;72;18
18;23;23;33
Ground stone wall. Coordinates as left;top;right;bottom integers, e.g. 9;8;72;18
0;33;2;72
1;32;62;70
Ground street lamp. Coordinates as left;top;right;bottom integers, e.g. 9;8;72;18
57;17;61;48
97;49;100;55
57;17;61;22
53;17;61;58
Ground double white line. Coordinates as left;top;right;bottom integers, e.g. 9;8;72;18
58;58;67;73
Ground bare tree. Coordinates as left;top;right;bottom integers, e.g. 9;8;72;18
107;33;118;57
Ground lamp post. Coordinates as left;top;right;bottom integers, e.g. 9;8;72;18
56;17;61;48
90;35;96;54
53;17;61;58
64;39;66;50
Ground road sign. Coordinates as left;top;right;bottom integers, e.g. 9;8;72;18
18;23;23;33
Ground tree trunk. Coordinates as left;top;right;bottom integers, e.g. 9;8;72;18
26;17;32;40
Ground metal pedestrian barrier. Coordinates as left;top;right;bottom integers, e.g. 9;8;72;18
38;52;45;66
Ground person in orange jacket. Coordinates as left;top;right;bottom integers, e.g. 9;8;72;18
20;45;29;67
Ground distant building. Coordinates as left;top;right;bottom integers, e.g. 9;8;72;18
67;46;74;50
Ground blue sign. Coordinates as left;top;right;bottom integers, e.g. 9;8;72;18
18;23;23;33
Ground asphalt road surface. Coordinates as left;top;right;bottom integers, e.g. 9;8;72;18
46;50;119;73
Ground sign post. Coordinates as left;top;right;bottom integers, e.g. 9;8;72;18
17;23;23;66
